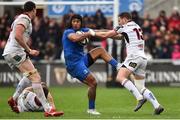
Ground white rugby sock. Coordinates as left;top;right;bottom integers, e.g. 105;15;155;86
13;77;31;100
122;79;143;100
32;82;51;112
142;88;160;109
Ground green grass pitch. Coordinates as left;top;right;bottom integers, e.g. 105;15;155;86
0;86;180;119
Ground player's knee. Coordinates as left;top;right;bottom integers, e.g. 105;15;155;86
92;80;97;87
134;79;145;92
32;73;41;83
85;74;97;88
24;69;41;83
116;75;124;83
88;79;97;88
95;47;106;54
99;47;106;54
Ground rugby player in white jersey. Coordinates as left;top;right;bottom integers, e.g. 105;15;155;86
13;82;63;116
2;1;63;117
90;12;164;115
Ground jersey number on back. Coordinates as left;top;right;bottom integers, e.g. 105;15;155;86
133;28;144;40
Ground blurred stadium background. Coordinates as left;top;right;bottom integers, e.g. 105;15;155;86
0;0;180;119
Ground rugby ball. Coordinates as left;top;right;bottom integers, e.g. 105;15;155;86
76;31;89;46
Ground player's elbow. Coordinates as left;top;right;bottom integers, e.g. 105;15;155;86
102;35;108;39
97;35;106;39
98;33;110;39
70;37;78;42
71;36;84;42
69;35;80;42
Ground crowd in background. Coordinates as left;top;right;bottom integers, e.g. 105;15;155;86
0;7;179;61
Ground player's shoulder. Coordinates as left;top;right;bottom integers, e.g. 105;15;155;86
80;27;89;32
126;21;139;27
17;14;31;23
64;28;75;34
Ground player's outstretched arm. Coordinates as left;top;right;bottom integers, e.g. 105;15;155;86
90;29;124;40
94;29;118;39
111;34;124;40
68;32;91;42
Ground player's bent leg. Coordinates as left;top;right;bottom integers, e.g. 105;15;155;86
83;74;100;115
27;70;63;117
116;67;146;112
116;67;143;101
89;47;111;62
28;71;51;112
18;60;61;116
12;77;31;100
88;47;119;70
8;59;32;111
134;74;164;114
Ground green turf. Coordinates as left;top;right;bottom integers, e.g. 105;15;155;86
0;86;179;119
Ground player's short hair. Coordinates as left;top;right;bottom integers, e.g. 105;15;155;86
119;12;132;20
24;1;36;12
67;14;84;29
41;82;49;98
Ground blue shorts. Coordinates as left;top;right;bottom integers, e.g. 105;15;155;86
66;53;94;81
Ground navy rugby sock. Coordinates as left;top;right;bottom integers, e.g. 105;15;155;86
89;100;95;109
108;59;118;68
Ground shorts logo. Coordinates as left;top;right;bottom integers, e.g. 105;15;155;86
129;62;137;68
13;55;22;62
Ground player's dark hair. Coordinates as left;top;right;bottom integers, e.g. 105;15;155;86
119;12;132;20
24;1;36;12
67;14;84;29
41;82;49;98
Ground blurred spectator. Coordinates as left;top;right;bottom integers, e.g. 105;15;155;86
131;11;143;26
155;10;168;30
60;9;74;30
171;29;180;60
144;47;153;60
152;38;164;58
142;20;151;34
93;9;107;29
44;41;56;61
172;44;180;59
168;6;180;32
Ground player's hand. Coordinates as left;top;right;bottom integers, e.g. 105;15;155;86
29;49;40;56
88;29;96;36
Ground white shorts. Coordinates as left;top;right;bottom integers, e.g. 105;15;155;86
122;54;147;77
3;51;28;69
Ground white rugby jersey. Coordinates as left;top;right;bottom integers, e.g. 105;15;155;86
115;21;146;58
3;14;32;56
17;90;43;112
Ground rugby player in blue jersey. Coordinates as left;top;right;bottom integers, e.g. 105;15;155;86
62;14;120;115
